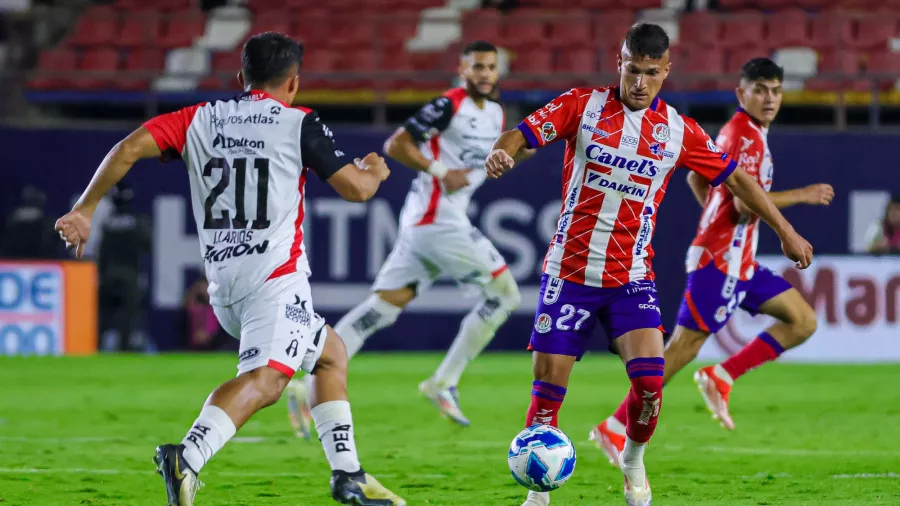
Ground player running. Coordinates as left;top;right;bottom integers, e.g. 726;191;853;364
484;26;814;506
287;41;526;433
54;33;405;506
591;58;833;455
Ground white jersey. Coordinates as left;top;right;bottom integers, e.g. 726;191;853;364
144;91;347;306
398;88;505;228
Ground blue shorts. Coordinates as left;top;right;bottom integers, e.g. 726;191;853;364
528;274;664;359
676;263;792;334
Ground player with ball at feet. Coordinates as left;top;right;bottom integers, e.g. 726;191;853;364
486;25;813;506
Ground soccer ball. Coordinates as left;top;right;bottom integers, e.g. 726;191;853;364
507;424;577;492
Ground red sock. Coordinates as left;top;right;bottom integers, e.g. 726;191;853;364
612;396;628;425
720;332;784;381
624;357;664;444
525;380;567;428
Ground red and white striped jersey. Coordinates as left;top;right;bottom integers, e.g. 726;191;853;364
398;88;505;228
144;91;347;305
686;108;773;280
517;87;737;288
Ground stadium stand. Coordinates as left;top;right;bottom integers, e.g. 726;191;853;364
20;0;900;102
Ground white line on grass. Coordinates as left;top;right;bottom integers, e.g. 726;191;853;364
833;473;900;479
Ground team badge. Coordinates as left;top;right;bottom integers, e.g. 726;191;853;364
706;139;721;153
714;306;729;324
535;313;553;334
541;122;557;142
652;123;670;143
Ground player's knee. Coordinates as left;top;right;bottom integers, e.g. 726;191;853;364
246;366;291;408
315;327;349;377
489;270;521;311
375;288;414;310
791;307;818;343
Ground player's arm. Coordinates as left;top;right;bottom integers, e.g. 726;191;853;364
55;126;162;258
299;111;388;203
735;184;834;214
686;171;710;206
680;117;813;268
487;88;581;178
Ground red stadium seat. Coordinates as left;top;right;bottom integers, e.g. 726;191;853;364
299;49;340;88
809;9;855;50
72;47;121;90
549;14;592;49
293;10;332;46
336;48;379;89
556;48;597;74
118;11;160;48
502;9;548;50
462;9;503;45
866;50;900;89
681;47;726;90
249;13;291;38
510;48;553;76
211;49;241;73
717;0;753;9
765;9;809;50
593;10;635;50
29;48;78;90
720;11;764;49
726;48;771;74
377;12;419;49
679;10;720;49
330;16;377;49
818;49;862;75
118;48;165;90
67;7;119;47
853;14;898;50
156;11;205;49
578;0;658;8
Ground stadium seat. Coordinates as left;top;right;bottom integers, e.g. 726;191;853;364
502;9;548;50
577;0;659;8
510;47;553;76
28;48;78;90
593;10;635;50
72;47;121;90
681;46;726;90
156;11;206;49
720;11;764;49
679;10;720;49
818;49;862;77
118;48;165;90
211;49;242;74
809;9;855;50
330;17;377;49
336;48;378;89
853;14;898;50
247;13;291;41
765;8;809;50
865;50;900;89
548;13;592;49
67;7;119;47
773;47;818;89
299;49;340;88
293;10;333;47
462;9;503;46
555;47;598;74
377;12;419;49
726;48;771;74
118;11;161;48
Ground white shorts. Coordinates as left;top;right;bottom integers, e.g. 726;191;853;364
213;271;327;377
372;224;508;293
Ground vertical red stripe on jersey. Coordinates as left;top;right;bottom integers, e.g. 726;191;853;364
559;170;606;284
267;171;308;280
416;136;442;226
601;175;649;286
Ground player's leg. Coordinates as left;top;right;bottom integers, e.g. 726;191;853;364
521;275;597;506
422;228;520;425
309;325;406;505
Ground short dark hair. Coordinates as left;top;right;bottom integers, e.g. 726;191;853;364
462;40;498;56
624;23;670;60
241;32;304;87
741;57;784;82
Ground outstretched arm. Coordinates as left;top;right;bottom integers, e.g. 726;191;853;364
734;183;833;214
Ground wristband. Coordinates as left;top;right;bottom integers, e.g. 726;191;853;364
426;160;449;179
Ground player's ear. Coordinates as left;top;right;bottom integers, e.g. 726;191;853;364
287;75;299;95
237;71;246;90
734;86;743;107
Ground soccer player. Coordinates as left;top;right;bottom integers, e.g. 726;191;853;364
591;58;834;455
54;33;406;506
484;26;814;506
287;41;525;432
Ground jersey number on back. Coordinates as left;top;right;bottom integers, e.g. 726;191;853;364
203;157;271;230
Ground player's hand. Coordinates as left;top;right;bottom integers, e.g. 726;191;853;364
779;227;813;269
802;183;834;206
485;149;515;179
442;169;471;193
54;209;92;259
356;153;390;181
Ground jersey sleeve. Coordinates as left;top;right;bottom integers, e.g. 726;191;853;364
516;88;582;149
300;110;349;181
402;96;455;143
142;103;204;162
679;116;737;187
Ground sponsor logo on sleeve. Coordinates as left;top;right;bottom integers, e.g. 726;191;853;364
541;122;557;142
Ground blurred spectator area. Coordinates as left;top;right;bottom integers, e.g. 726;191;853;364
9;0;900;125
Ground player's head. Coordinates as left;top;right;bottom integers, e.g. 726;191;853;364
737;57;784;127
460;40;499;100
617;23;671;110
238;32;304;103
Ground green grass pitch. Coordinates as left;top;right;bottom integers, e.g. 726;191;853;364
1;353;898;505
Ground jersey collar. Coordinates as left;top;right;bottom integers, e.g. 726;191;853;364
614;86;661;112
736;107;768;134
238;90;291;107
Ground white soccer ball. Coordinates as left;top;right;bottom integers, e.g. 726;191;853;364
508;424;577;492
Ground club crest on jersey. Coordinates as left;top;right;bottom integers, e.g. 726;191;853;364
541;122;557;142
585;144;659;177
542;276;564;305
652;123;670;143
706;139;721;153
535;313;553;334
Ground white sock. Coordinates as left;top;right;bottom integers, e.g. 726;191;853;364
621;436;646;468
311;400;361;474
181;404;237;473
333;295;402;359
525;490;550;505
433;297;510;388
